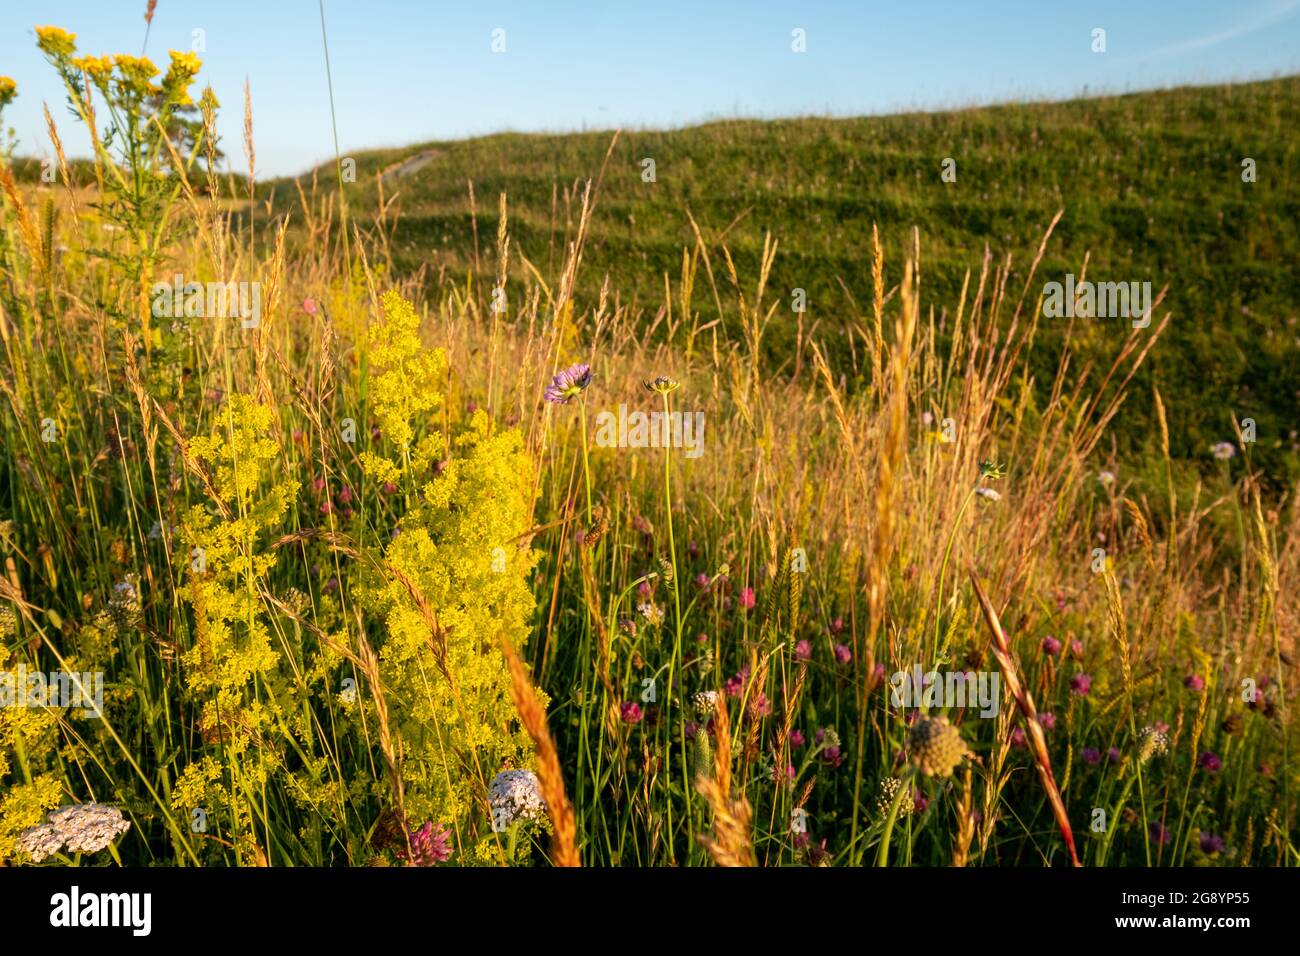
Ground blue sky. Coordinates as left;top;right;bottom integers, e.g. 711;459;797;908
3;0;1298;177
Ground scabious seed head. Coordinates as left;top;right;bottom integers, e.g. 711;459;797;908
875;776;914;819
643;375;680;395
692;690;718;719
907;715;970;778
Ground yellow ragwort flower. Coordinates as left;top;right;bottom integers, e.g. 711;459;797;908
34;25;77;59
71;55;114;87
161;49;202;104
0;77;16;110
111;54;159;97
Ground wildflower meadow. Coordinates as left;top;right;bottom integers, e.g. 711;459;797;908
0;9;1295;898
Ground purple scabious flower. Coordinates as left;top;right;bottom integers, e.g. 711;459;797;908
1009;726;1028;748
794;639;812;661
834;643;852;665
738;587;756;610
1041;635;1062;656
1185;674;1205;692
1038;712;1056;731
1199;832;1226;855
1081;747;1101;765
1070;673;1092;696
620;701;643;724
789;729;806;747
404;821;451;866
1107;747;1122;764
543;363;592;404
1199;751;1222;773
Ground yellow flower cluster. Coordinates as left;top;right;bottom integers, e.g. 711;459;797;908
0;638;64;861
362;290;447;456
71;55;113;87
111;54;159;98
0;774;63;861
0;77;16;110
359;292;541;828
35;25;77;59
176;396;297;855
161;50;201;105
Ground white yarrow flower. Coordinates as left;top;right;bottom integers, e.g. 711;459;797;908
48;803;131;854
16;824;65;862
488;769;547;829
975;486;1001;502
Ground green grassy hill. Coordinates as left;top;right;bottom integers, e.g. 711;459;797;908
271;77;1300;481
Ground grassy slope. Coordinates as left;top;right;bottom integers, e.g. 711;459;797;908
271;77;1300;480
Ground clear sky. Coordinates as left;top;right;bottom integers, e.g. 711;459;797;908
3;0;1298;177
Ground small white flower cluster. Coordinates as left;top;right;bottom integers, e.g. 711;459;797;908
17;803;131;862
1138;724;1170;762
637;602;664;627
488;770;547;829
975;486;1001;502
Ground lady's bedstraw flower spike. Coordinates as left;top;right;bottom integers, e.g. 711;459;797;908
644;375;680;395
544;363;592;404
